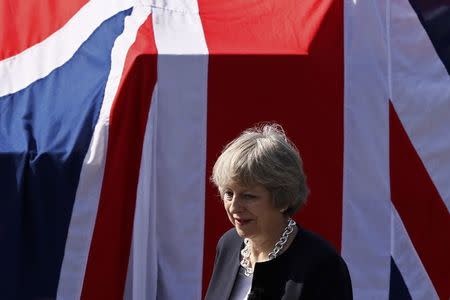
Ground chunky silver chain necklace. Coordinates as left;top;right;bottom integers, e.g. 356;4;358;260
240;218;296;277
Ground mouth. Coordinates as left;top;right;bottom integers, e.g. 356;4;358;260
234;218;252;226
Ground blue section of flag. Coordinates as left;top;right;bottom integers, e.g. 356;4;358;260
408;0;450;75
0;9;131;298
389;257;412;300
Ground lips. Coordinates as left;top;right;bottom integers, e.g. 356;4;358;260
234;218;252;226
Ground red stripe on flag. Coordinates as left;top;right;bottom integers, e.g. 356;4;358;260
198;0;332;54
0;0;89;60
390;102;450;300
81;16;158;299
201;0;343;295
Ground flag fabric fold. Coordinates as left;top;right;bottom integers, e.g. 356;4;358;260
0;0;448;299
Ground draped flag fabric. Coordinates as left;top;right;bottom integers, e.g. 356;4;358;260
0;0;449;299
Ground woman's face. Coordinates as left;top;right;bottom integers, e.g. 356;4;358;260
222;182;285;240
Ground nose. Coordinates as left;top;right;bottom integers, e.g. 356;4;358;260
228;195;244;213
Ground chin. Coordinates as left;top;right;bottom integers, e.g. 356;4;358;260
234;226;253;239
235;228;246;237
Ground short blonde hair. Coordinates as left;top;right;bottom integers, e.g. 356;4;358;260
211;123;309;216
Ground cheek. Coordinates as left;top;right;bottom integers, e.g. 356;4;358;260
223;203;234;222
223;202;230;213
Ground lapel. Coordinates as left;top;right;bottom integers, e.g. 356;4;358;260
221;239;242;300
248;226;304;299
205;230;243;300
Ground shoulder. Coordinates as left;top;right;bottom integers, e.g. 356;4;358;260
295;228;342;261
205;228;242;300
216;227;242;254
287;227;351;282
292;227;353;299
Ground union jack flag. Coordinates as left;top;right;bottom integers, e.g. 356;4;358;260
0;0;448;299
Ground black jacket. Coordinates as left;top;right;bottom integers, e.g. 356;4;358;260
205;226;353;300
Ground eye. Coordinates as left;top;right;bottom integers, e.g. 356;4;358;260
243;193;256;200
223;190;233;201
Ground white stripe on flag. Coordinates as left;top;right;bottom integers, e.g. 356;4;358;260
124;3;208;299
151;0;200;14
151;4;208;55
0;0;134;97
57;5;151;299
391;204;439;299
342;0;391;298
390;0;450;212
124;86;159;300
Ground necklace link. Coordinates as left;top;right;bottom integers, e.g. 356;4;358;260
240;218;296;276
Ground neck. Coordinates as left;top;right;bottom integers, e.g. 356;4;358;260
248;217;296;262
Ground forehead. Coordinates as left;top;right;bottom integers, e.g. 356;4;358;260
221;182;268;193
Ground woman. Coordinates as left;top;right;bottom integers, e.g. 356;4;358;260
205;123;352;300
